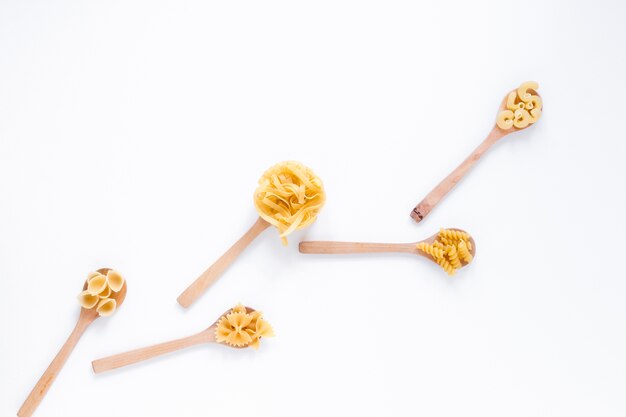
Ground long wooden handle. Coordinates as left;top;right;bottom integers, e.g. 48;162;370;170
177;217;270;308
299;241;417;254
410;126;506;223
92;331;213;374
18;317;92;417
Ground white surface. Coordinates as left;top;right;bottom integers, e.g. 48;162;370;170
1;1;625;416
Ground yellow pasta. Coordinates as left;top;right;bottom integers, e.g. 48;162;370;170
96;298;116;317
215;303;275;349
77;291;99;309
254;161;325;245
457;240;473;264
78;269;125;316
496;81;542;130
416;229;474;275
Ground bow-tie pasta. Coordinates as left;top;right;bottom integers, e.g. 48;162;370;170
77;270;125;316
496;81;542;130
215;304;275;349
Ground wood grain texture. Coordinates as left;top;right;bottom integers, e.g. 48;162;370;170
177;217;270;308
17;308;97;417
92;330;215;374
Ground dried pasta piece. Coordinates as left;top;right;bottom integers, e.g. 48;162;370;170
439;228;470;242
87;274;108;295
517;81;539;102
106;270;125;292
254;161;326;245
98;285;112;299
215;304;275;349
496;109;515;130
457;240;473;263
496;81;542;130
513;109;531;129
437;257;456;276
96;298;117;317
446;245;462;270
416;242;445;259
77;291;99;309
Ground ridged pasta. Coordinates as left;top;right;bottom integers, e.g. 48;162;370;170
77;269;125;317
254;161;325;245
416;229;474;275
457;240;473;263
215;303;275;349
496;81;542;130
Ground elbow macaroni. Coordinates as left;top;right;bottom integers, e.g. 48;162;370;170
416;229;474;275
496;81;542;130
254;161;325;245
77;269;125;317
215;304;275;349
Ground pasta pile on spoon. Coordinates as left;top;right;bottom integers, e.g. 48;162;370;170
177;160;325;308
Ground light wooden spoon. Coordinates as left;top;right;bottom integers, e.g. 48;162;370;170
18;268;127;417
177;218;270;308
410;86;541;223
92;306;255;374
299;229;476;268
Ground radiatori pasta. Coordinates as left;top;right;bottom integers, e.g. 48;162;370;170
496;81;542;130
254;161;325;245
215;304;274;349
77;270;125;316
416;229;474;276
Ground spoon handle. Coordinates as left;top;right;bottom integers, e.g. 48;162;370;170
177;217;270;308
299;241;417;254
18;316;92;417
410;126;505;223
92;331;213;374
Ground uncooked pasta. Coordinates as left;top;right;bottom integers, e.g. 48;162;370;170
496;81;542;130
416;229;474;275
254;161;325;245
215;303;274;349
77;270;125;316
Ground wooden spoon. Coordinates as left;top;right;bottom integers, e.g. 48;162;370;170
91;306;255;374
410;86;541;223
299;229;476;268
18;268;127;417
177;217;270;308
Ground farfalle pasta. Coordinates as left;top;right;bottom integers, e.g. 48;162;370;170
254;161;325;245
77;270;125;316
496;81;542;130
416;229;474;276
215;304;274;349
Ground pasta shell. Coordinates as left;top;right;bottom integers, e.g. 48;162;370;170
77;290;99;309
106;270;124;292
98;285;111;299
96;298;117;317
87;274;108;295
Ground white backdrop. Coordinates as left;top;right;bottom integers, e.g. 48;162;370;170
1;1;625;416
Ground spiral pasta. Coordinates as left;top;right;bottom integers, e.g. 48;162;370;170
215;304;274;349
254;161;325;245
416;229;474;275
77;270;125;316
496;81;542;130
